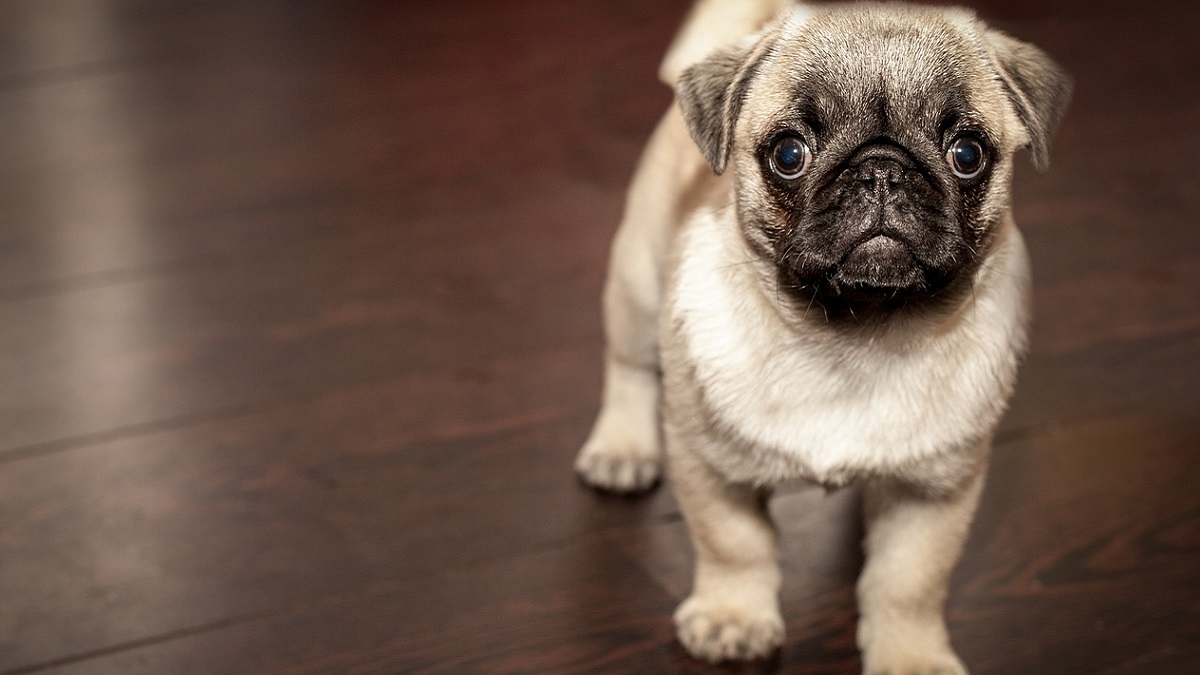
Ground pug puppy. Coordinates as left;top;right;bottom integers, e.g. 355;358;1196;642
575;0;1070;672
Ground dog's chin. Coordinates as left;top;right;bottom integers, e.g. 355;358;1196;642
780;236;962;318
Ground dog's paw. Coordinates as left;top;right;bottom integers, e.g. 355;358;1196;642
673;595;784;662
574;442;661;493
864;662;966;675
859;618;967;675
863;647;967;675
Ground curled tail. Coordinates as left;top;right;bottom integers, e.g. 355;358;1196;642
658;0;794;88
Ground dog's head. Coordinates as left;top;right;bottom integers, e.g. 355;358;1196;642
677;3;1070;316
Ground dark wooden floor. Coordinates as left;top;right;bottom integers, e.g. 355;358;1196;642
0;0;1197;673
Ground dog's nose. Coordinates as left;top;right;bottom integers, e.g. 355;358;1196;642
846;141;917;199
855;158;907;199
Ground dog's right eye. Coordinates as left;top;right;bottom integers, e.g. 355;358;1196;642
767;135;811;180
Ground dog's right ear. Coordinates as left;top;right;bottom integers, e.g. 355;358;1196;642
676;31;779;175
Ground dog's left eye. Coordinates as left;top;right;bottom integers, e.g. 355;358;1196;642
946;135;987;180
768;135;811;180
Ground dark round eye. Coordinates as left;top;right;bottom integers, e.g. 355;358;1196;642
768;135;811;180
946;135;986;180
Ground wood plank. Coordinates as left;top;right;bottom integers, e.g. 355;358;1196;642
956;414;1200;674
10;541;682;675
0;182;616;453
0;349;680;669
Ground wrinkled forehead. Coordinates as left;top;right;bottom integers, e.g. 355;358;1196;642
747;6;999;138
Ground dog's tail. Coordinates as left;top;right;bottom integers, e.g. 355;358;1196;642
658;0;793;88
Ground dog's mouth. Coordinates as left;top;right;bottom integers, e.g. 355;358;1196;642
837;234;924;286
776;230;965;314
824;233;935;300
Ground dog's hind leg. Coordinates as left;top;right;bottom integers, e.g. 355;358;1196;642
575;109;710;493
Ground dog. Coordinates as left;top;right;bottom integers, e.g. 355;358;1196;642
574;0;1070;671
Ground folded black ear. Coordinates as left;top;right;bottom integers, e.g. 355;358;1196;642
985;30;1073;172
676;31;779;175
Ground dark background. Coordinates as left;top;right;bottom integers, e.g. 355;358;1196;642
0;0;1197;673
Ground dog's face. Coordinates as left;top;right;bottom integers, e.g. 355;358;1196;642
678;4;1070;316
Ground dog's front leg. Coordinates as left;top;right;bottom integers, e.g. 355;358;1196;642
668;426;784;662
856;468;986;675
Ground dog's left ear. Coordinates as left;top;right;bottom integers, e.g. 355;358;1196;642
985;30;1073;172
676;30;780;175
